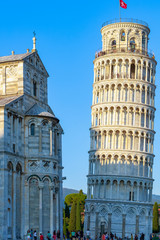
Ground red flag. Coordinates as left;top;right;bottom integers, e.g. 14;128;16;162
120;0;127;9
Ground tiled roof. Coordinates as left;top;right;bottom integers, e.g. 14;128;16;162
0;52;33;63
25;103;59;122
0;95;21;106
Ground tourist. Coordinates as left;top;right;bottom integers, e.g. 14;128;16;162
40;233;44;240
102;233;106;240
47;231;52;240
110;233;113;240
135;234;138;240
71;230;76;240
66;229;70;240
34;230;37;240
131;234;133;240
30;229;33;240
86;229;90;240
53;230;57;240
57;230;60;240
63;233;66;240
76;231;79;240
27;230;31;240
105;232;109;240
80;230;83;240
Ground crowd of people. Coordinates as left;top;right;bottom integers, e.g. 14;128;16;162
27;229;60;240
99;232;145;240
26;229;146;240
66;230;84;240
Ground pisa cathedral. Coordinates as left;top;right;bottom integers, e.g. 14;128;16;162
0;38;63;240
84;19;156;239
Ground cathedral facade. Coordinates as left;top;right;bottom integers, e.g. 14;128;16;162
84;19;156;239
0;39;63;240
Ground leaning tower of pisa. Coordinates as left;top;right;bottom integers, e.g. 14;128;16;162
84;19;157;239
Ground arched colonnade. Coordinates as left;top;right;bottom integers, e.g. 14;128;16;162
92;106;155;130
88;153;153;178
87;177;153;203
94;59;156;84
93;83;155;107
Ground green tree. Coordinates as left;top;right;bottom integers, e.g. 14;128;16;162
65;202;70;218
68;200;76;232
63;210;67;236
76;200;81;231
153;202;159;233
65;190;86;213
65;190;87;231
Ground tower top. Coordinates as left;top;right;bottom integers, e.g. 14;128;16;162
32;31;36;52
102;18;149;28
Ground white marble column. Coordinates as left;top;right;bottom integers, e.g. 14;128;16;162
10;114;13;151
104;182;106;199
56;191;59;231
21;173;25;239
50;128;53;156
117;182;120;200
145;216;149;239
12;171;16;239
38;124;42;152
137;184;140;201
16;117;19;153
50;185;54;234
110;182;113;199
122;214;126;239
24;181;29;237
136;215;139;235
39;184;43;234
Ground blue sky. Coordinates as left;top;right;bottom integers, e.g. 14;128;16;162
2;0;160;194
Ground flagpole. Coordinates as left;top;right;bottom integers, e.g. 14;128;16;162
119;0;121;22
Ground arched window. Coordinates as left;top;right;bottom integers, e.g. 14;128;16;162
116;132;119;149
124;110;127;125
111;40;116;50
130;38;136;52
129;134;133;150
125;86;128;101
95;136;97;149
96;92;99;103
131;87;135;102
109;133;112;149
141;88;145;103
105;111;108;125
106;88;109;102
110;109;114;125
98;134;101;149
31;123;35;136
123;133;126;149
117;108;120;125
121;31;125;41
130;64;135;79
33;81;37;97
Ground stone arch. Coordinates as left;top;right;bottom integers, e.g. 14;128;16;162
27;174;41;182
42;175;52;182
99;204;108;216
